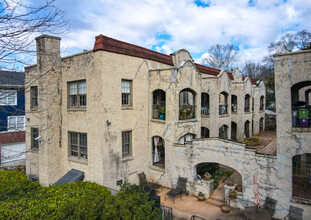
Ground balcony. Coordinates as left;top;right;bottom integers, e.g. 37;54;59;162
219;105;228;115
180;105;196;120
201;106;210;116
244;106;250;113
292;106;311;128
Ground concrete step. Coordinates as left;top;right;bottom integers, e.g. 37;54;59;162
208;196;225;203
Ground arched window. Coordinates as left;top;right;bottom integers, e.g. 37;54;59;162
260;96;265;111
152;89;166;120
201;127;209;138
259;117;264;132
219;125;228;139
291;81;311;127
245;94;251;112
244;120;250;138
201;93;210;116
219;92;228;115
292;154;311;200
179;89;196;120
231;122;237;141
178;133;195;144
152;136;165;168
231;95;237;113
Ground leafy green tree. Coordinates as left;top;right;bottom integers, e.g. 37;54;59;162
102;183;162;220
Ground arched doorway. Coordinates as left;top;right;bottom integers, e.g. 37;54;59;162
152;136;165;168
259;117;264;132
179;88;196;120
219;125;228;139
201;93;210;116
244;121;250;138
201;127;209;138
195;162;243;201
152;89;166;120
245;94;251;113
291;81;311;127
231;122;237;141
219;92;229;115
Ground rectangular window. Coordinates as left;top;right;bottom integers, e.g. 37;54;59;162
121;80;132;106
0;90;17;105
7;116;25;131
30;86;38;109
31;128;39;150
68;80;87;108
69;132;87;159
122;131;132;157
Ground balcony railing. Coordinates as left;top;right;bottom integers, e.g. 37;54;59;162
244;106;250;113
219;104;228;115
231;104;237;113
292;106;311;128
201;106;210;116
152;105;165;120
179;105;196;120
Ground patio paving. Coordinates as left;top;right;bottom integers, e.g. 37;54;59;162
157;184;246;220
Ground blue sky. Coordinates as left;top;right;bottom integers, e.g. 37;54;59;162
29;0;311;65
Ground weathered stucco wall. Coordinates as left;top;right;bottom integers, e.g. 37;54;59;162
274;50;311;219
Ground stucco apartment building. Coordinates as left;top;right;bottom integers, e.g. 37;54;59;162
30;34;311;218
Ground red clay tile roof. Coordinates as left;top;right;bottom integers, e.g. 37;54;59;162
93;34;257;84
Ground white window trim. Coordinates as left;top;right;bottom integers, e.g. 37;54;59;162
7;116;25;131
0;90;17;106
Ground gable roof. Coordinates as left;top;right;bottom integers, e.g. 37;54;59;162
0;71;25;87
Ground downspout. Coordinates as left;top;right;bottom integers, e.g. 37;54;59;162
58;56;63;148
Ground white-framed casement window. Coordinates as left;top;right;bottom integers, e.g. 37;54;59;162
7;116;25;131
121;80;132;106
69;132;87;159
122;131;132;157
0;90;17;105
68;80;87;108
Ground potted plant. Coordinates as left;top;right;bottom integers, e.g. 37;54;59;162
227;177;234;186
159;106;165;119
197;192;205;201
229;190;237;199
221;202;230;212
236;184;242;192
204;172;212;181
182;109;187;119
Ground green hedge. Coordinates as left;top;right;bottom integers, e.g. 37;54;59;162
0;170;161;220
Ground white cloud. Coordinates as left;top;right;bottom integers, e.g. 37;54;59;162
48;0;311;63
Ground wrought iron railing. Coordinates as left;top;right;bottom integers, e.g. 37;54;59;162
292;106;311;128
219;104;228;115
201;106;209;116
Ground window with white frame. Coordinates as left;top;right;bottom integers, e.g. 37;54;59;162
121;80;132;106
69;132;87;159
7;116;25;131
0;90;17;105
68;81;86;108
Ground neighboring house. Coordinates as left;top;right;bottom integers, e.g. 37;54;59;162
0;71;26;167
26;35;274;214
0;71;25;132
